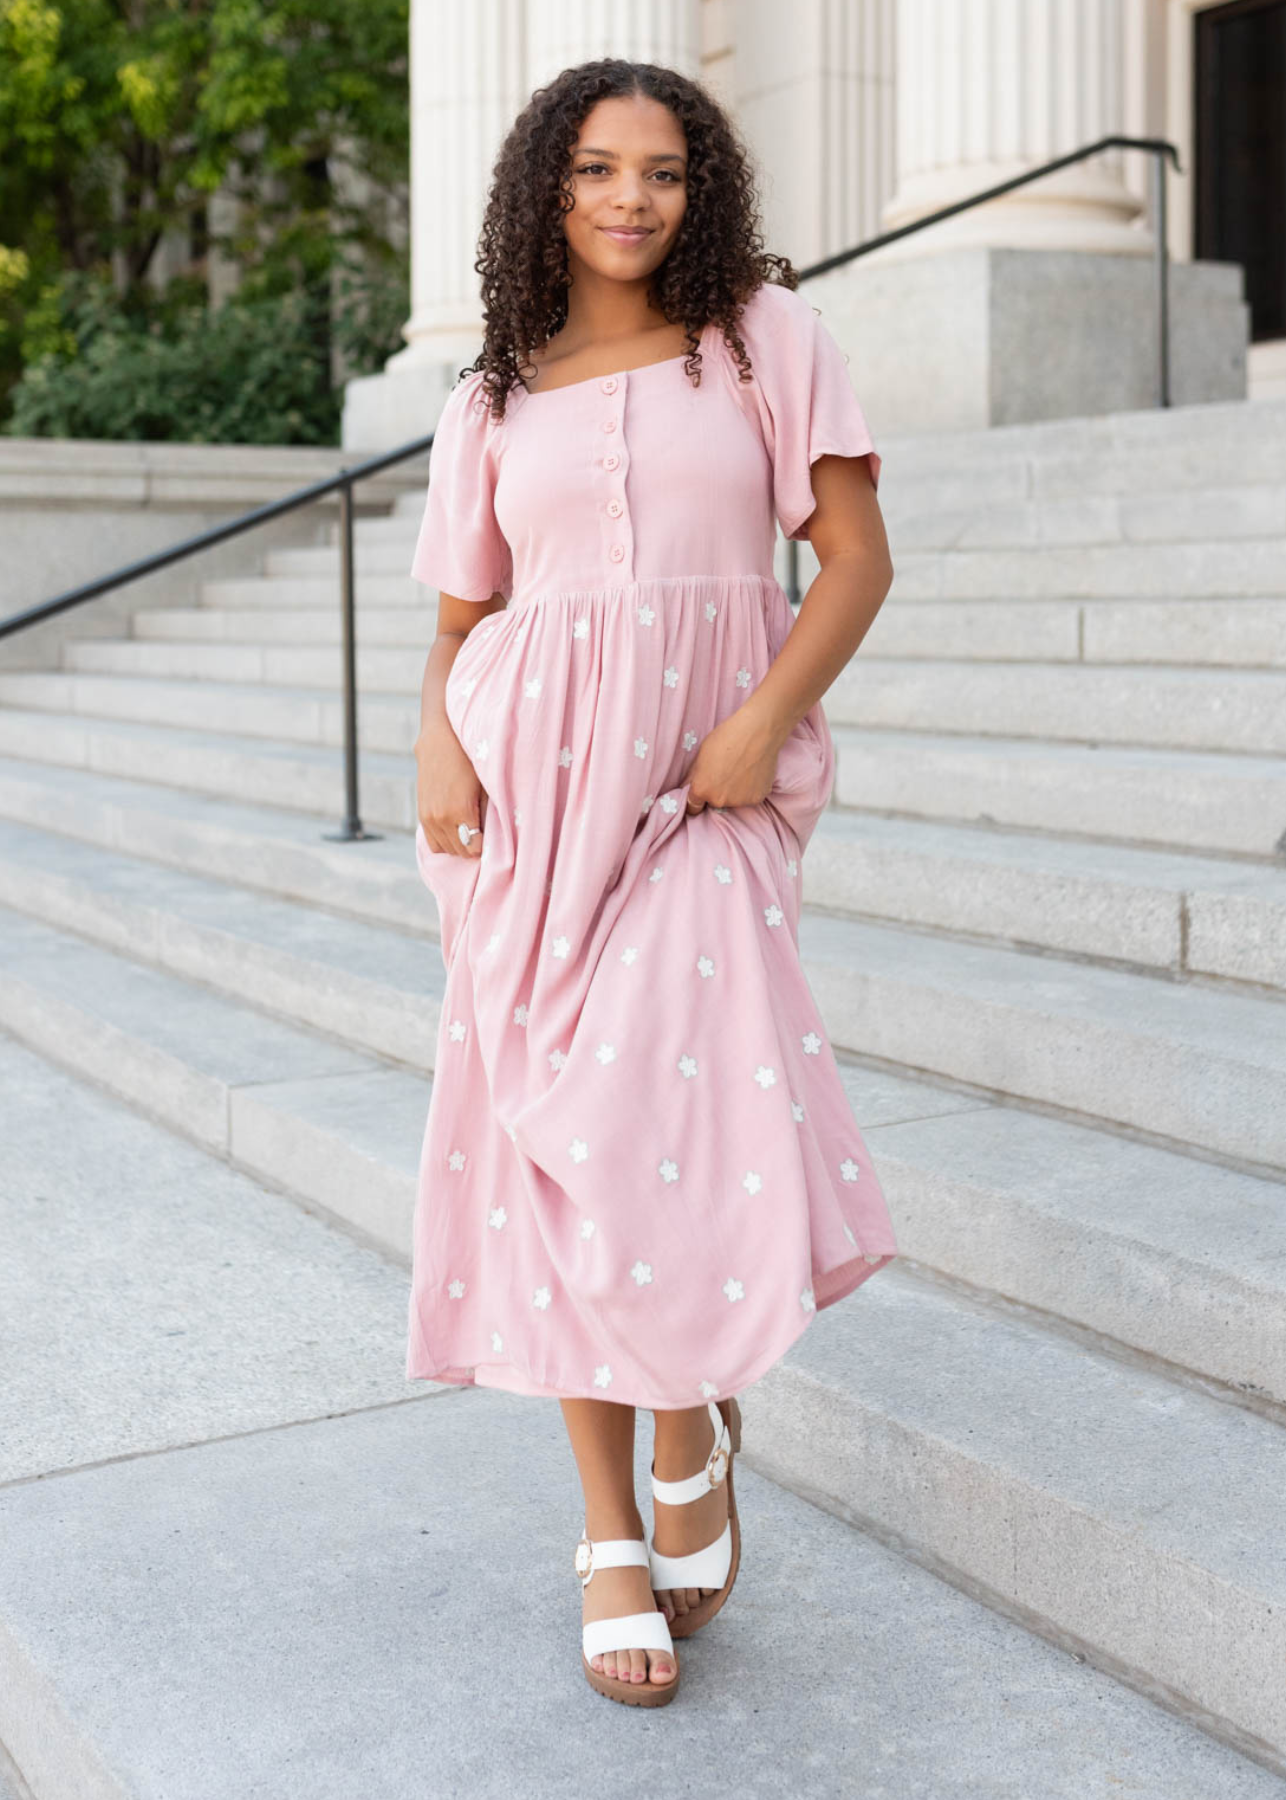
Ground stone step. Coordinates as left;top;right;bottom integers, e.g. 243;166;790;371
889;536;1286;601
830;723;1286;858
62;635;426;693
135;602;439;645
53;633;1286;759
4;1038;1275;1794
124;593;1286;669
827;659;1286;756
0;707;416;829
200;573;428;608
0;888;1281;1414
0;670;419;753
807;809;1286;993
1;799;1281;1172
753;1261;1286;1762
861;596;1286;668
3;750;1281;996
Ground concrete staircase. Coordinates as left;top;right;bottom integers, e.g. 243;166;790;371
1;393;1284;1793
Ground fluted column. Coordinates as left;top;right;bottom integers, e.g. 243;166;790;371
526;0;700;87
391;0;527;370
880;0;1154;257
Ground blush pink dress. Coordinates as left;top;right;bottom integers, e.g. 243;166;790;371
405;278;899;1409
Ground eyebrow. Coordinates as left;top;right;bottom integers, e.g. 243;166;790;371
576;147;686;164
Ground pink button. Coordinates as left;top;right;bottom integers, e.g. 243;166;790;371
604;453;621;470
601;376;618;394
601;418;617;433
609;543;625;562
606;499;623;517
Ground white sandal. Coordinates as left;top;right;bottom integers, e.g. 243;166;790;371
576;1526;680;1705
646;1396;742;1637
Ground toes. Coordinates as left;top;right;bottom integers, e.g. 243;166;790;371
649;1650;675;1684
601;1651;617;1680
684;1586;701;1607
627;1648;648;1683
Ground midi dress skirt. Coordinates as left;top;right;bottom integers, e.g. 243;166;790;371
405;278;900;1410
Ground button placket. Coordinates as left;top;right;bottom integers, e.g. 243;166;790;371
598;374;633;581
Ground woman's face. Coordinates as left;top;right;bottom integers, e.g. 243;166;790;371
562;94;689;287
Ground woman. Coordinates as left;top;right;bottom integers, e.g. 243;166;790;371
407;57;899;1707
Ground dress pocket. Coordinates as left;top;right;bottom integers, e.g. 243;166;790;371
415;820;483;970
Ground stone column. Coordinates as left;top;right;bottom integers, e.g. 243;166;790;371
879;0;1153;257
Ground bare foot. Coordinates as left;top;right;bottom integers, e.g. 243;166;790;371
650;1406;728;1622
581;1512;676;1688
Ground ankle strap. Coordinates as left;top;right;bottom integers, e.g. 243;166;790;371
650;1399;731;1505
574;1528;649;1586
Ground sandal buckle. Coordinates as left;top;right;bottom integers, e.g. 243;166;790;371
705;1443;729;1487
574;1534;594;1581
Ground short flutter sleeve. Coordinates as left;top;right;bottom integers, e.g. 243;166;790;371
737;282;881;540
409;370;513;602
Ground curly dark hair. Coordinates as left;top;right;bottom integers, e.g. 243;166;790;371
461;57;799;420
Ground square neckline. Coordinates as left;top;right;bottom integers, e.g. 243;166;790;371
518;319;712;399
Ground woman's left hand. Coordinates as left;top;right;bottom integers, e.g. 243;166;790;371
684;704;788;814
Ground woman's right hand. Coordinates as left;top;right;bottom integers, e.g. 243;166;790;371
415;720;490;858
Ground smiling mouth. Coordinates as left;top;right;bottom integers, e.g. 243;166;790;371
601;227;653;240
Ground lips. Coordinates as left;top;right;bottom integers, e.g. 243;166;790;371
601;228;653;244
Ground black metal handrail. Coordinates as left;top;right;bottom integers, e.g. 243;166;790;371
1;133;1180;835
0;429;437;839
782;131;1182;602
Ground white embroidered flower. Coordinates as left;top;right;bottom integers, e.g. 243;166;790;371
658;1158;679;1183
683;730;699;750
595;1042;616;1065
863;1252;883;1265
704;600;717;622
840;1158;861;1183
677;1053;698;1079
659;794;679;814
512;806;521;826
620;945;641;964
488;1206;508;1230
742;1171;763;1195
800;1287;816;1312
630;1260;653;1285
754;1065;777;1089
786;857;798;877
633;736;649;758
843;1223;857;1246
594;1363;613;1387
513;1003;529;1027
474;736;490;759
447;1149;467;1171
580;1218;596;1239
714;864;732;884
662;665;679;688
801;1031;822;1055
533;1285;552;1309
568;1137;589;1163
699;1380;719;1398
791;1100;805;1122
639;794;654;813
763;903;785;928
487;932;502;953
524;676;542;698
458;675;478;697
637;604;655;626
722;1277;745;1302
549;1047;568;1070
448;1279;466;1299
649;866;665;884
551;934;570;958
491;1330;503;1352
696;954;715;978
734;668;752;689
448;1018;466;1042
558;744;573;768
572;616;589;639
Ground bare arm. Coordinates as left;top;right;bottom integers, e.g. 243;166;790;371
414;591;508;856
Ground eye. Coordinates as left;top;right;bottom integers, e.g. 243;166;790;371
576;163;682;182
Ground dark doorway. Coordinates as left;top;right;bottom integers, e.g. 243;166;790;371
1195;0;1286;341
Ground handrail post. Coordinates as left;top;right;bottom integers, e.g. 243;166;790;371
1152;147;1172;408
324;474;381;841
